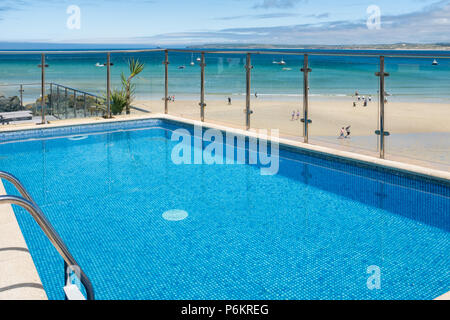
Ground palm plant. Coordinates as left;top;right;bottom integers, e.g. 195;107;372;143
121;58;145;114
110;89;127;115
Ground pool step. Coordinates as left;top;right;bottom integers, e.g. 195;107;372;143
63;284;86;300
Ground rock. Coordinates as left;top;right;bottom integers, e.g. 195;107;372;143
0;95;23;112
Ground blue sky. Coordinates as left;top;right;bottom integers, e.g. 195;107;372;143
0;0;449;45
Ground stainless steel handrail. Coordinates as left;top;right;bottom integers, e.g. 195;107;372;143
50;83;101;99
0;48;450;59
0;171;95;300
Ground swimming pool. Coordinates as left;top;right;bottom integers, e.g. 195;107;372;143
0;119;449;300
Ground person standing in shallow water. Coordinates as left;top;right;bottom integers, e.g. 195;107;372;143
339;127;346;139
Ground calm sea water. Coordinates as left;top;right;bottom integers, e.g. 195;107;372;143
0;49;449;102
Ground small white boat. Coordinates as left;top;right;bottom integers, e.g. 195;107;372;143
190;53;195;66
95;63;105;67
273;58;286;66
282;67;291;71
432;59;438;66
196;57;201;62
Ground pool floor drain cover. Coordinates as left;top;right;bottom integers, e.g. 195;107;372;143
162;209;188;221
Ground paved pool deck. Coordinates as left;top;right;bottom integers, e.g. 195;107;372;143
0;181;47;300
0;113;448;300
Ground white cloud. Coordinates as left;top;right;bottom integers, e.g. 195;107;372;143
133;0;450;45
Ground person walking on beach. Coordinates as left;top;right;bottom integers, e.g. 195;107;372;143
345;125;351;138
255;92;258;98
291;110;295;121
228;97;232;105
296;110;300;120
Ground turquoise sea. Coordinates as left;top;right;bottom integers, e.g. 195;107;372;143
0;49;449;103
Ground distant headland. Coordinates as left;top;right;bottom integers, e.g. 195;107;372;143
188;43;450;51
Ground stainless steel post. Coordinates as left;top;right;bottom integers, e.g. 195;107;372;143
245;53;252;130
49;83;53;115
301;54;312;143
83;93;87;117
40;53;46;124
164;50;169;114
56;86;60;117
73;90;77;118
106;53;111;118
200;52;206;121
375;56;390;159
19;84;24;108
65;88;68;119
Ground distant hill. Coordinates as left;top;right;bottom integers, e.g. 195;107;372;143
188;43;450;51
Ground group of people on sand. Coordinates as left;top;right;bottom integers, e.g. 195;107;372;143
167;95;176;102
353;91;372;107
290;110;301;121
227;92;258;105
338;126;351;139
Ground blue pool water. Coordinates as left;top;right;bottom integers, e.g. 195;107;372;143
0;119;449;300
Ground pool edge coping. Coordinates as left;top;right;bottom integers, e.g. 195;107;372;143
0;180;48;300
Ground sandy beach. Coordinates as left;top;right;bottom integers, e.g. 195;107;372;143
134;96;450;135
133;96;450;170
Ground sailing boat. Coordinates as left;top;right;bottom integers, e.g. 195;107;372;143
190;53;195;66
432;59;438;66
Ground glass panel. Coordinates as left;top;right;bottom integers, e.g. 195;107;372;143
46;52;107;120
0;54;42;125
251;53;304;140
384;56;450;171
110;51;165;117
204;53;246;129
162;51;201;120
308;55;379;156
